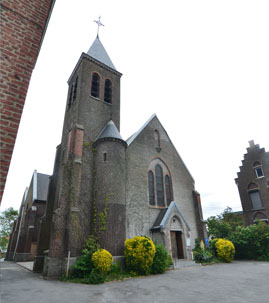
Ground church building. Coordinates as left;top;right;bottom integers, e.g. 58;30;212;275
21;33;206;277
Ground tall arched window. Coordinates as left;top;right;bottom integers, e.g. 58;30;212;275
156;164;165;207
91;73;100;98
165;175;172;205
148;170;155;205
104;79;112;103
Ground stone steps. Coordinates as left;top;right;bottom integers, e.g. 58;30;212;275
171;259;200;269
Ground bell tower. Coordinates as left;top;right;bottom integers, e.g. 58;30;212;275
45;33;123;278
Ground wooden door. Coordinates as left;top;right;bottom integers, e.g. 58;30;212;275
170;231;184;259
176;231;184;259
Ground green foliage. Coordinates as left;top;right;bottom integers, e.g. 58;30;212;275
98;193;111;232
192;238;216;264
206;207;243;238
124;236;156;275
0;207;18;252
166;254;173;267
151;244;169;274
72;254;93;278
92;249;112;274
72;235;100;278
215;239;235;263
208;238;218;257
193;249;214;263
85;268;105;284
228;221;269;260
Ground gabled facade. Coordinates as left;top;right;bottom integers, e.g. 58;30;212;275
24;34;207;278
235;140;269;225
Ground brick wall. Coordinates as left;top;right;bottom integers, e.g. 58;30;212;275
0;0;55;203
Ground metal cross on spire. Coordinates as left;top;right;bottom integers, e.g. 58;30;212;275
94;16;104;37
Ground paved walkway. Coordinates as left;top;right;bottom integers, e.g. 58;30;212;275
1;260;269;303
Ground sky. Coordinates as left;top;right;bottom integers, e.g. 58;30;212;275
1;0;269;219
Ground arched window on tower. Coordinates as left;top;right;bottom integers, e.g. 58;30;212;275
165;175;172;205
91;73;100;98
156;164;165;207
104;79;112;103
148;170;155;205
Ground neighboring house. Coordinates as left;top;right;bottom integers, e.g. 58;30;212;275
235;140;269;226
29;34;207;278
5;170;50;261
0;0;56;204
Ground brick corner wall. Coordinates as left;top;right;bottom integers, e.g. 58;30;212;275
0;0;55;204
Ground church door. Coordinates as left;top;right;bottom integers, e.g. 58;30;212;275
170;231;184;259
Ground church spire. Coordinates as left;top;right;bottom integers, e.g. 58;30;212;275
87;19;116;70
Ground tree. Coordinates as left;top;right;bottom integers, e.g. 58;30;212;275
0;207;18;252
206;207;244;238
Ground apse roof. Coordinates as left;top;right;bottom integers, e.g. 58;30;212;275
95;120;123;141
87;35;116;70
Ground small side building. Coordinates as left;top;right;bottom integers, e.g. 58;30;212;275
5;170;50;261
235;140;269;225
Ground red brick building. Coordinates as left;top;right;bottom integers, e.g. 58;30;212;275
0;0;56;203
235;141;269;225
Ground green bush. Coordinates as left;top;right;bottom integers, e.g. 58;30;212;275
124;236;156;275
72;235;100;278
208;238;218;257
192;238;214;263
151;244;169;274
166;254;173;267
215;239;235;263
229;221;269;260
193;249;214;263
85;268;105;284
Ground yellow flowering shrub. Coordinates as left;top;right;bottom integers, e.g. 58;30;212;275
215;239;235;263
91;249;112;274
124;236;156;275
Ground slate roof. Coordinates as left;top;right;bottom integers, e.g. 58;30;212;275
87;36;116;70
151;201;191;231
126;114;156;145
95;120;123;141
33;172;50;202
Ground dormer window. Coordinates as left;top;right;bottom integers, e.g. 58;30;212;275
91;73;100;98
253;162;264;178
104;79;112;103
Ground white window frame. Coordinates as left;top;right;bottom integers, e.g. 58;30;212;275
254;166;264;179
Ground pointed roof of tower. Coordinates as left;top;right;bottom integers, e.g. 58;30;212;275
96;120;123;141
87;35;116;70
